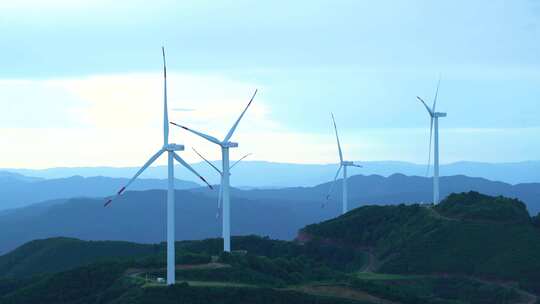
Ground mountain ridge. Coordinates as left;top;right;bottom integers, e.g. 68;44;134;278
0;174;200;211
1;173;540;255
3;160;540;186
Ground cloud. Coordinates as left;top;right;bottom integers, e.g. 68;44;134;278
44;72;267;128
0;69;539;169
0;72;287;168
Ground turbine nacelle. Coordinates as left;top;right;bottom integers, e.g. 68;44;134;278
222;142;239;148
434;112;447;118
164;143;185;152
341;161;354;166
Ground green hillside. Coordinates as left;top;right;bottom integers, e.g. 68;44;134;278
1;192;538;303
0;237;160;278
301;191;540;292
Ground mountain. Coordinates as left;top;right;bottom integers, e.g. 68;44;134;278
301;192;540;293
0;189;326;255
1;195;538;304
0;174;200;211
198;173;540;214
1;174;539;255
4;160;540;187
0;171;42;183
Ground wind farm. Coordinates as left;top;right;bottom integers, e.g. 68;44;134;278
0;1;539;304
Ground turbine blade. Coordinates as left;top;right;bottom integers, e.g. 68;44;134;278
331;113;343;162
230;153;252;170
223;89;258;142
192;147;222;174
104;149;165;207
432;76;441;112
426;117;434;176
325;165;343;200
173;152;213;189
351;163;363;168
417;96;434;116
216;175;223;219
170;122;222;145
162;46;169;145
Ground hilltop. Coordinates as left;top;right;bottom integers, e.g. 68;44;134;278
301;191;540;293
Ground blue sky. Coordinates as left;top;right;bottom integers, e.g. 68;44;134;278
0;0;539;168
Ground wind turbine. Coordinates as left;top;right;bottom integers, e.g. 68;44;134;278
170;90;257;252
326;113;362;215
104;47;213;286
417;78;447;204
191;147;252;218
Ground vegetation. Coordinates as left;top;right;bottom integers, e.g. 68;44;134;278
0;237;159;278
302;191;540;293
1;262;131;304
350;276;522;304
173;252;342;287
436;192;530;222
117;284;367;304
1;191;539;303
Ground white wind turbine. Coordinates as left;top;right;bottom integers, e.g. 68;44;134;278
104;47;213;286
417;79;447;204
191;147;251;216
170;90;257;252
326;113;362;215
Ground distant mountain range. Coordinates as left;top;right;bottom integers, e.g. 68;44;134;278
0;174;199;211
0;173;539;255
3;160;540;187
219;173;540;213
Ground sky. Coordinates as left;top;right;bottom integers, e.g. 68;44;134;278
0;0;539;169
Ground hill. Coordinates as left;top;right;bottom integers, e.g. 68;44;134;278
3;191;540;303
0;233;532;304
0;189;326;255
0;237;159;278
301;191;540;293
0;174;200;211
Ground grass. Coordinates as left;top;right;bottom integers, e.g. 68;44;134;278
183;281;257;288
288;283;396;304
136;274;257;289
355;272;424;281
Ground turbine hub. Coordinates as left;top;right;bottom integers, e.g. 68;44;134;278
164;143;185;151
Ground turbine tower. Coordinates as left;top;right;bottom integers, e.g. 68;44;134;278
326;113;362;215
104;47;213;286
417;79;447;204
170;90;257;252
